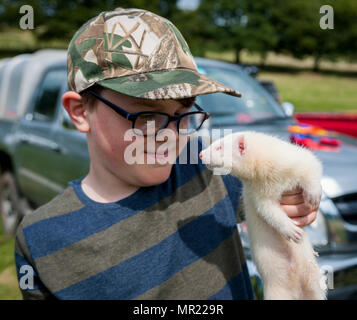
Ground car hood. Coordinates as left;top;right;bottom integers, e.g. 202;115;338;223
215;118;357;199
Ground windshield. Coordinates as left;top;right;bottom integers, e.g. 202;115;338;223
195;64;286;126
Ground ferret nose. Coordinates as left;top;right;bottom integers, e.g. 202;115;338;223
199;152;202;159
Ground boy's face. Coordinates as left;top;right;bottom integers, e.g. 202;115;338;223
64;89;190;188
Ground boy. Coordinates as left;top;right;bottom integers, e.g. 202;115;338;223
15;8;319;300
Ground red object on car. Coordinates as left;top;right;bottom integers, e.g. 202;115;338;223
295;112;357;139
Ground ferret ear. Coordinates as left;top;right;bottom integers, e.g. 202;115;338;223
238;135;245;155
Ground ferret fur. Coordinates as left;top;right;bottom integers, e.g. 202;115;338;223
199;131;327;300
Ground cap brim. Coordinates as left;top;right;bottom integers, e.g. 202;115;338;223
96;69;242;100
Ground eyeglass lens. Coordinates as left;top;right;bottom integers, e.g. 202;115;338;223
133;113;206;136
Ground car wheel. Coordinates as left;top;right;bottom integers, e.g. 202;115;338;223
0;172;22;236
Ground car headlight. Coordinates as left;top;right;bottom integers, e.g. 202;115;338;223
237;209;329;249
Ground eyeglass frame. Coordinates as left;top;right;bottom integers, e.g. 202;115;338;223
88;90;210;136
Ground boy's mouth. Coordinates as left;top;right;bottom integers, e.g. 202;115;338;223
144;149;170;161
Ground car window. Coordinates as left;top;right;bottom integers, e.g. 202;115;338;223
32;68;67;122
195;65;286;125
4;59;29;119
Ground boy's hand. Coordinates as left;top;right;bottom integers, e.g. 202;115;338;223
280;187;320;228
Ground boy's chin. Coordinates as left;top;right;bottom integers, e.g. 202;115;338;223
135;163;173;187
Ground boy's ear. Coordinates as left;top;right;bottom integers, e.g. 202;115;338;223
62;91;90;133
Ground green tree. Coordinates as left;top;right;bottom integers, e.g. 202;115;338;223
180;0;357;70
196;0;280;64
197;0;249;63
0;0;179;45
171;7;213;57
271;0;357;71
1;0;356;69
243;0;280;65
332;0;357;63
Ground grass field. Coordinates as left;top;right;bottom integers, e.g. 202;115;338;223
206;49;357;73
0;220;22;300
258;71;357;112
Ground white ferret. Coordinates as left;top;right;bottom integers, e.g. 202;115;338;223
199;131;327;300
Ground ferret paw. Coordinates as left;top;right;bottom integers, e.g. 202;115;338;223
303;185;322;209
280;220;304;243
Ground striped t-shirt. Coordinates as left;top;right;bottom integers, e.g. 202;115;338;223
15;139;254;300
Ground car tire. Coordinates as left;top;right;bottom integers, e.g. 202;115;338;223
0;171;23;236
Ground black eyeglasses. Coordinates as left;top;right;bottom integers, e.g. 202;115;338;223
89;90;210;136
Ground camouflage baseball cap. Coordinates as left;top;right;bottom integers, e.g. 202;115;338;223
67;7;242;100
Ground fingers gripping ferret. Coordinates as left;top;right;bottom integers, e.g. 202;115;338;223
250;196;304;243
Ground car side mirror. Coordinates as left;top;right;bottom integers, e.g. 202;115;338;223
281;102;295;117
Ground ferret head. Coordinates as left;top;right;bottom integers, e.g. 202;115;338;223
199;132;258;180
